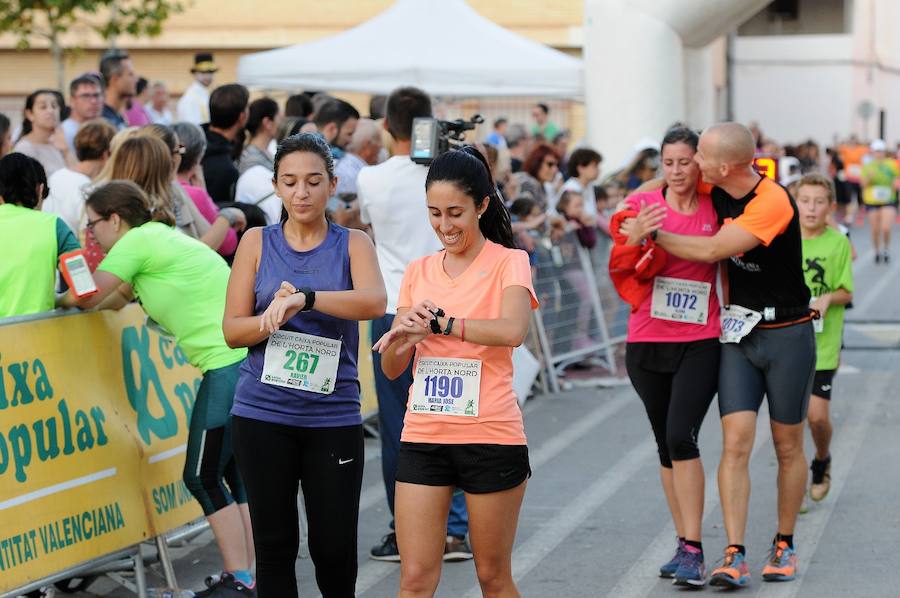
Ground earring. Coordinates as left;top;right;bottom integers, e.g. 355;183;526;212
478;214;482;219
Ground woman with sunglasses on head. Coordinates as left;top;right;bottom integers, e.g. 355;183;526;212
373;146;538;598
509;143;562;212
58;179;257;597
223;133;386;597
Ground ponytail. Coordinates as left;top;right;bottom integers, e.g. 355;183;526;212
426;146;516;249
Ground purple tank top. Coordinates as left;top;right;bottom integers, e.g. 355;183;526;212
232;222;361;428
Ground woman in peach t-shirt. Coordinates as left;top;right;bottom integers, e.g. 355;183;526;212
374;146;538;597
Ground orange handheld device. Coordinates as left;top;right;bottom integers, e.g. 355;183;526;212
59;249;99;298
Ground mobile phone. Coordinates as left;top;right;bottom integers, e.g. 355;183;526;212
59;250;98;298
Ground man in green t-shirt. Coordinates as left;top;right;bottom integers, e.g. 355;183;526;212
796;174;854;506
530;102;560;142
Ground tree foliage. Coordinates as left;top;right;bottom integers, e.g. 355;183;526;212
0;0;185;49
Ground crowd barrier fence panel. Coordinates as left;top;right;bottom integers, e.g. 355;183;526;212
529;231;619;392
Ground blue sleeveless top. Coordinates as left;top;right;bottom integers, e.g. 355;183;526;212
232;222;361;428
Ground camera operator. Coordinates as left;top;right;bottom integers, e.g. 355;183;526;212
358;86;472;563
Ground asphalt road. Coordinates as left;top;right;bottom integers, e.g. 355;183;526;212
59;223;900;597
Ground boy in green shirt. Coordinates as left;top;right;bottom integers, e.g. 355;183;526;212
797;174;854;504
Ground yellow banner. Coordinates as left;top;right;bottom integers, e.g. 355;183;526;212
0;306;380;592
0;305;202;592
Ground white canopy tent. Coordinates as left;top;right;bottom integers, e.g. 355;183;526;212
237;0;583;98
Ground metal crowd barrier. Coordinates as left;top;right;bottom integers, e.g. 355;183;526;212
529;230;625;393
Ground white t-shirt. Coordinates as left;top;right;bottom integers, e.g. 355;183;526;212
176;81;210;126
560;177;598;217
357;155;442;314
235;165;281;225
43;168;91;234
61;118;81;155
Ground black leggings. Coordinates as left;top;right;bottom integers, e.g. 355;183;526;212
232;417;364;598
625;339;720;468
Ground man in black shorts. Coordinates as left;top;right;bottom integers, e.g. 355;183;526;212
632;123;815;588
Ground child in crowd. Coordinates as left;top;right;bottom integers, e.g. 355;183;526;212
556;190;596;250
555;190;597;351
796;173;854;507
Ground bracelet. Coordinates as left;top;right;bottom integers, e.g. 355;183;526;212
298;287;316;311
460;318;466;343
650;230;658;242
442;317;455;336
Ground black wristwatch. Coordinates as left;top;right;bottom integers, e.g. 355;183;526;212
296;287;316;312
650;230;659;242
429;308;445;334
443;317;456;336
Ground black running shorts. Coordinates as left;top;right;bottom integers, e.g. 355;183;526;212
396;442;531;494
812;369;836;400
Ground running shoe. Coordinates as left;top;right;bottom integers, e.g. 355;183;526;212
761;541;798;582
884;252;891;264
444;535;474;562
709;546;750;588
659;538;686;578
194;572;255;597
876;253;883;264
673;545;706;587
810;456;832;502
370;532;401;562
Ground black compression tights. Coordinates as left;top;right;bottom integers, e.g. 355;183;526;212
625;339;720;468
232;417;364;598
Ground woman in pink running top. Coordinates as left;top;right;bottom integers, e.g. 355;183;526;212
617;126;721;587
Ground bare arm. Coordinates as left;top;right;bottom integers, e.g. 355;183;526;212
308;229;386;320
377;309;425;380
656;224;761;263
222;227;269;348
811;288;853;316
57;270;126;310
431;286;533;347
373;286;534;380
627;202;761;262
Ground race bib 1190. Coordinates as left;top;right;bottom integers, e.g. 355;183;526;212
410;357;482;417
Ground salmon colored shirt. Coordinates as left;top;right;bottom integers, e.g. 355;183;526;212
397;240;539;445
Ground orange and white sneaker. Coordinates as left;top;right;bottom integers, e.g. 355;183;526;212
709;546;750;588
761;540;798;582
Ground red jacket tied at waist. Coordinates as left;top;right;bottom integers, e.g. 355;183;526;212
607;210;668;310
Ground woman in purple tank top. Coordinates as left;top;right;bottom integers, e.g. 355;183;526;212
223;133;386;598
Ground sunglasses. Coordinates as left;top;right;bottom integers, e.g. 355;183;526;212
543;160;558;168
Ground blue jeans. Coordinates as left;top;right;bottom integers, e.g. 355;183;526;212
371;314;468;537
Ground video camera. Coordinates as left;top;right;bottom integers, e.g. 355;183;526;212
410;115;485;165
